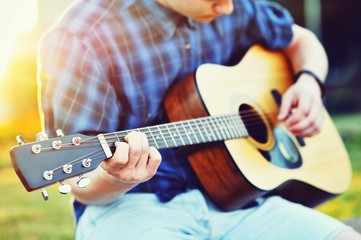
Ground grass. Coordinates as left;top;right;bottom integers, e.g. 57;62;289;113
0;168;74;240
0;113;360;239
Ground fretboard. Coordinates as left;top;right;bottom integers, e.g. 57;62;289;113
110;114;249;149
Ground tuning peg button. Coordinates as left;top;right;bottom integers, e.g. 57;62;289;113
36;132;49;141
41;188;49;201
77;175;90;188
16;135;26;145
56;129;65;137
58;182;72;194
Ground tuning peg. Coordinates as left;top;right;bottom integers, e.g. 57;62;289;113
58;182;72;194
41;188;49;201
16;135;26;145
56;129;65;137
77;175;90;188
36;132;49;141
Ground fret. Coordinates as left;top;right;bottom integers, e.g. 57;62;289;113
187;120;200;144
173;123;186;146
219;116;233;139
235;115;246;137
180;122;193;145
137;127;154;145
194;119;206;143
149;125;166;149
222;116;233;139
157;125;169;148
114;132;121;142
220;116;233;139
214;117;228;140
146;127;159;149
208;118;222;141
230;115;243;137
201;118;214;142
110;114;248;151
225;116;238;138
183;121;198;144
165;124;177;147
237;116;248;137
209;117;223;140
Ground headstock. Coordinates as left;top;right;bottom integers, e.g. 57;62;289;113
10;130;112;200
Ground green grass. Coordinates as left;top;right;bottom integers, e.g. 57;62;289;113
0;169;74;240
0;113;360;239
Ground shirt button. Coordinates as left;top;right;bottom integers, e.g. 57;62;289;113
146;113;152;121
184;43;191;50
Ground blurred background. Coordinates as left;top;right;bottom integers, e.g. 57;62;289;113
0;0;360;239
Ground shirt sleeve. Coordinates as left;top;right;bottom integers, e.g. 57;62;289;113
38;29;122;137
240;0;294;50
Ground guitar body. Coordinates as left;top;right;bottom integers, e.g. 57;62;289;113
164;45;352;210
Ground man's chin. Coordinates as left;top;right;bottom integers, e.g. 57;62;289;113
194;15;217;23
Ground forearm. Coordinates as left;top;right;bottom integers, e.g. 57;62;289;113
67;166;137;205
284;24;329;83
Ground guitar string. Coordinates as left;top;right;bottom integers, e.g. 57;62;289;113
41;109;277;151
41;115;270;151
49;148;105;172
88;109;275;141
94;111;274;144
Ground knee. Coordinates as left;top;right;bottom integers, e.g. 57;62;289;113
332;229;361;240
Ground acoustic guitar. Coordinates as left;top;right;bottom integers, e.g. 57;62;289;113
10;45;352;210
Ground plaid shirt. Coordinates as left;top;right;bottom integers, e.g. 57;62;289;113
38;0;293;219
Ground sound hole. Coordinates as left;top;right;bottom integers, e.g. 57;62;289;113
239;104;268;144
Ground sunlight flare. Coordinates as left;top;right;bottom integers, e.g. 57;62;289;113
0;0;38;79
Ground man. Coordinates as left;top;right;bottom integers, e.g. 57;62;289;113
38;0;361;239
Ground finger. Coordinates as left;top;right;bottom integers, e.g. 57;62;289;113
146;147;162;177
287;97;322;135
285;98;312;130
302;104;324;136
101;141;129;175
295;92;312;117
291;123;318;137
135;132;151;169
125;131;148;168
289;108;323;137
278;88;297;121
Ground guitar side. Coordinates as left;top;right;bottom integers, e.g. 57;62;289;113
165;45;352;210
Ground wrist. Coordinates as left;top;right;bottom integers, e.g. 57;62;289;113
294;70;326;97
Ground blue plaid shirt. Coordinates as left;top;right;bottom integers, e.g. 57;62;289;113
38;0;293;220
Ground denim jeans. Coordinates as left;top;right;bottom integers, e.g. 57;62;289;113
76;189;350;240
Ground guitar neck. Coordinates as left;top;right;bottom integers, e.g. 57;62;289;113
111;114;249;149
